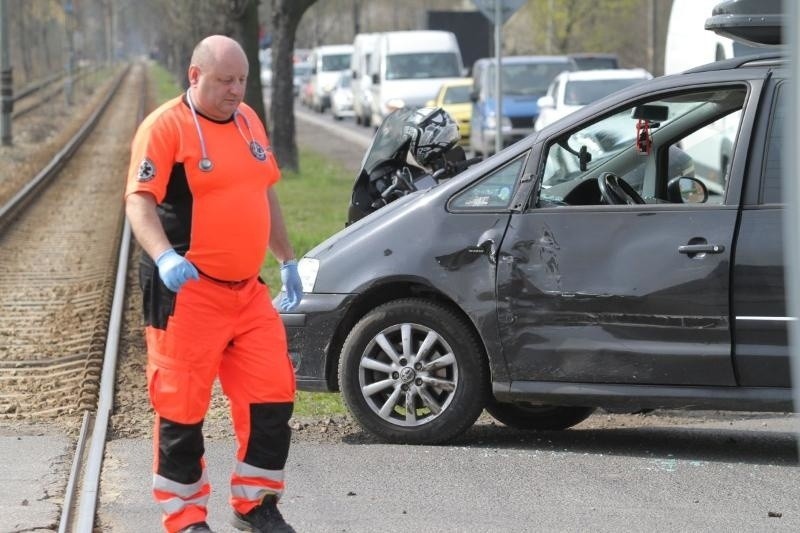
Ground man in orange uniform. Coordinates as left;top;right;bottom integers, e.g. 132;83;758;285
125;35;302;533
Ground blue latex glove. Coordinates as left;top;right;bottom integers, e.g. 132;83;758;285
155;248;199;292
279;260;303;312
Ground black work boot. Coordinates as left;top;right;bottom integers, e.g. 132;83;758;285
178;522;213;533
231;494;296;532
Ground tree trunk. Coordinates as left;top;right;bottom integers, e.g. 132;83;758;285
229;0;267;128
269;0;317;172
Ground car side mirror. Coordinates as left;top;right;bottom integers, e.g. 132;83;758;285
372;73;379;85
578;145;592;172
469;89;479;102
667;176;708;204
311;67;317;75
537;95;555;109
352;70;357;79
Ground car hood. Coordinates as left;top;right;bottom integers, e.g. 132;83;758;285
307;191;428;263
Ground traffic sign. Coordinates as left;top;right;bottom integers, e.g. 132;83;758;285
472;0;527;25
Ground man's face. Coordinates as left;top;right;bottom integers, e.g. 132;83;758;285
190;50;248;120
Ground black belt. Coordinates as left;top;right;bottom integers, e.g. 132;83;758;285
197;269;250;288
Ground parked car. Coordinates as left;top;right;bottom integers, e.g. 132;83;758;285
330;72;355;120
293;48;312;64
259;48;272;88
300;76;315;107
427;78;473;145
277;3;790;445
308;44;353;113
469;55;576;157
293;61;312;97
351;32;379;127
534;68;652;131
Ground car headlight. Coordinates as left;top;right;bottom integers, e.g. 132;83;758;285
323;83;335;93
297;257;319;293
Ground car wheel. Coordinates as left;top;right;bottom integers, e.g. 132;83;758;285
339;298;488;444
485;399;595;430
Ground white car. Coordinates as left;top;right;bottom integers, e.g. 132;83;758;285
330;72;355;120
259;48;273;88
534;68;652;131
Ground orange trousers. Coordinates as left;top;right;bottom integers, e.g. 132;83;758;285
144;274;295;533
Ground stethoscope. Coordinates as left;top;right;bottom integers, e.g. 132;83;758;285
186;88;268;172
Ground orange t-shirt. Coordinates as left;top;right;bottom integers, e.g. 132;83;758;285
125;94;280;281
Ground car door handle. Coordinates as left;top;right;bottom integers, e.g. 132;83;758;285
678;244;725;254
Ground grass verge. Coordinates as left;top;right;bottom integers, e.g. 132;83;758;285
148;62;348;417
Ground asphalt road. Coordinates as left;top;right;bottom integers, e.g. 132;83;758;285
97;413;799;532
291;101;373;176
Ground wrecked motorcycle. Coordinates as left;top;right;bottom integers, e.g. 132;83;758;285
347;106;481;225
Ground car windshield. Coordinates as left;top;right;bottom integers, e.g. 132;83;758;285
540;88;746;201
444;85;471;104
321;53;351;71
337;74;351;88
564;78;646;106
294;64;311;77
385;53;461;80
488;62;570;96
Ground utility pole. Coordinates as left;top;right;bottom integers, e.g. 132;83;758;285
353;0;361;36
64;0;75;106
0;0;12;146
493;0;503;155
650;0;657;76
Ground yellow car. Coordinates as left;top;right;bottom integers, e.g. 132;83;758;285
427;79;473;145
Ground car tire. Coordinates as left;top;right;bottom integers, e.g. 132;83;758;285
339;298;488;444
485;399;595;431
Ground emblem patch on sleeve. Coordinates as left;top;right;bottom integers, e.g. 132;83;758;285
137;158;156;182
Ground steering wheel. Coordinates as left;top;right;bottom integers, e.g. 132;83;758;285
597;172;645;205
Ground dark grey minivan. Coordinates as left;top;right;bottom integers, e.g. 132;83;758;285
277;3;792;444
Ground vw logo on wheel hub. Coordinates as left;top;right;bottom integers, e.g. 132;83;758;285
399;367;416;383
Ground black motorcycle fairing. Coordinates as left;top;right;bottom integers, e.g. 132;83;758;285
348;107;480;226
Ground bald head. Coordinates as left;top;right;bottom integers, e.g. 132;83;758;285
191;35;248;71
187;35;249;121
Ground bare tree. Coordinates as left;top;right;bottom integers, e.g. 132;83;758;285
228;0;267;127
269;0;317;172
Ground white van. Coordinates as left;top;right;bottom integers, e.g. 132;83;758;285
664;0;761;185
368;30;465;127
350;33;379;127
308;44;353;113
664;0;760;74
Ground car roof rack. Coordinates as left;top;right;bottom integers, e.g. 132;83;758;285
683;51;785;74
704;0;783;47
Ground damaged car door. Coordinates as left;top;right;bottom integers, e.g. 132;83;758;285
495;79;761;388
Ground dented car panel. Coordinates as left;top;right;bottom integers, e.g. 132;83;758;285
496;206;738;386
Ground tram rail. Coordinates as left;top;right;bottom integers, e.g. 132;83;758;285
0;62;146;531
